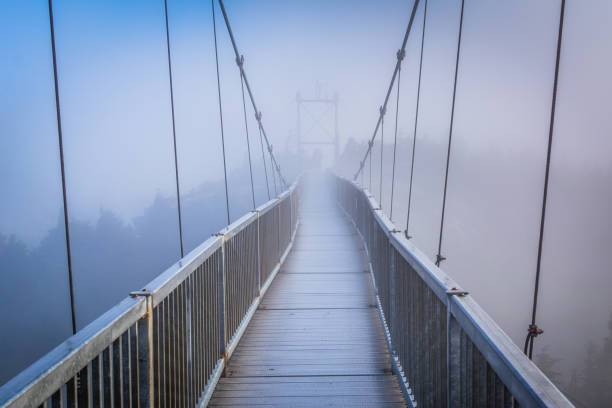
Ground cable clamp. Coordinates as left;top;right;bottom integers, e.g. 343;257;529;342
435;254;446;265
256;111;262;121
404;230;412;240
527;324;544;336
380;106;386;116
397;49;406;61
268;145;273;153
236;55;245;68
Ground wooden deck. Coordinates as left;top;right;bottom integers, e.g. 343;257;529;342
209;175;406;407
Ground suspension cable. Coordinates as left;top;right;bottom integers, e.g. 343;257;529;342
390;50;404;220
369;140;372;191
435;0;465;267
270;146;278;196
405;0;428;239
48;0;76;334
525;0;566;360
379;106;385;207
238;56;256;209
217;0;288;190
257;117;271;200
212;0;231;225
354;0;421;181
163;0;185;257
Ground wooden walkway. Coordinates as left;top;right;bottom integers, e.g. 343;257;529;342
209;175;406;407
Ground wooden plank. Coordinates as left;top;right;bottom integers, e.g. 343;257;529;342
209;175;407;407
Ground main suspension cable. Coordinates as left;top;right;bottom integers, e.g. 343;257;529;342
405;0;428;239
435;0;465;267
525;0;566;360
354;0;421;181
212;0;231;225
217;0;288;190
238;56;256;209
389;50;404;220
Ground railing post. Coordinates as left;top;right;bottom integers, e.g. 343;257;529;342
277;200;281;262
138;296;153;407
389;243;396;340
256;211;261;296
446;296;462;407
218;239;227;358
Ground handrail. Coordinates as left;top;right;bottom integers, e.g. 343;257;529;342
0;181;300;408
335;175;573;408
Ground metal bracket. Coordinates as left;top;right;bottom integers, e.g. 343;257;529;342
446;288;468;297
129;289;151;298
436;254;446;265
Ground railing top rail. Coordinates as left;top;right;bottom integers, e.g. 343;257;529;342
341;176;572;408
144;235;223;308
221;211;258;240
0;296;146;407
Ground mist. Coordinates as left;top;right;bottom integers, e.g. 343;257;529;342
1;0;611;406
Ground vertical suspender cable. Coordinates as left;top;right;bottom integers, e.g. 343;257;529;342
217;0;288;190
163;0;185;257
369;144;372;192
435;0;464;267
48;0;76;334
379;107;385;206
238;57;256;209
525;0;566;359
212;0;231;225
389;50;404;220
405;0;428;239
270;152;278;196
258;119;271;200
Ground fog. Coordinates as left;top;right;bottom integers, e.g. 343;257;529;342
1;0;611;405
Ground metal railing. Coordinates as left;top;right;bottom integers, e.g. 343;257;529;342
0;182;299;408
336;176;573;408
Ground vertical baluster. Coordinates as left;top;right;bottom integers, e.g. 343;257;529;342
121;330;130;407
129;324;138;406
66;377;76;408
91;357;102;407
163;298;171;408
153;305;160;408
76;366;88;407
102;347;112;408
51;389;62;408
193;269;200;402
111;338;121;407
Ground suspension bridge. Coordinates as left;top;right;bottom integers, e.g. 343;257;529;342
0;0;579;406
